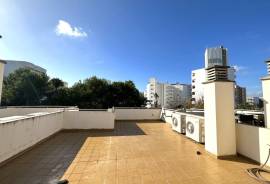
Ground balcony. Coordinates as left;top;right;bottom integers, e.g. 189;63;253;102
0;107;269;184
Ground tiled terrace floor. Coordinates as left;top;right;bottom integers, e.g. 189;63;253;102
0;121;265;184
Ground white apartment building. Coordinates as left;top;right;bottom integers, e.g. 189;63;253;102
145;78;191;108
4;60;46;77
246;96;260;107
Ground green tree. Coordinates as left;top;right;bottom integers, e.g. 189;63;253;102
71;76;110;108
106;80;145;107
2;71;146;108
49;78;65;90
153;93;159;108
2;68;49;105
45;78;70;105
194;98;204;109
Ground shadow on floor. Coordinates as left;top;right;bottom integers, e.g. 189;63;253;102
0;121;148;184
0;132;88;184
219;155;260;165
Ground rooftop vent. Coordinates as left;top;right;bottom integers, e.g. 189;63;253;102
205;66;230;82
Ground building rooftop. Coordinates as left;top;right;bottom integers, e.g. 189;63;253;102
0;120;262;184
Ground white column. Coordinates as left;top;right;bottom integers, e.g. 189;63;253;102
204;81;236;157
261;60;270;128
0;60;6;104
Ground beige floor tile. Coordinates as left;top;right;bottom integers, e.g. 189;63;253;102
0;121;262;184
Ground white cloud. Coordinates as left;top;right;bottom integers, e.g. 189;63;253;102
232;65;246;72
55;20;87;38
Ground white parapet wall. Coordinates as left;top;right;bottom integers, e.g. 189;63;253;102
0;107;68;118
236;123;270;167
0;111;64;164
63;110;115;129
114;108;161;120
262;77;270;128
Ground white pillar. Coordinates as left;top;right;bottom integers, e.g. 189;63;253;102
204;68;236;157
0;60;6;104
262;60;270;128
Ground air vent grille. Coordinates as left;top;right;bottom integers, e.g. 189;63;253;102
206;66;230;82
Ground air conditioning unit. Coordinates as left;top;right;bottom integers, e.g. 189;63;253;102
185;116;205;143
171;112;186;134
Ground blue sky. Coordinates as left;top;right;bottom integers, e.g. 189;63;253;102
0;0;270;96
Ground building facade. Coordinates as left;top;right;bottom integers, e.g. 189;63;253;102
145;78;191;108
235;85;246;106
205;46;228;68
4;60;46;77
246;96;261;107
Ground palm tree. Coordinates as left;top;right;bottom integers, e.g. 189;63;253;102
154;92;159;108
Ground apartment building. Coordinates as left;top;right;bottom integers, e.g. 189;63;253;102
235;85;247;106
145;78;191;108
4;60;46;77
246;96;261;107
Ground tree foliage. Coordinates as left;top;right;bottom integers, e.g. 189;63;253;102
2;69;49;105
2;69;146;108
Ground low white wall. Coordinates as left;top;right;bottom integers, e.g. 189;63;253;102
63;111;115;129
114;108;161;120
0;107;66;118
0;111;64;164
236;123;270;166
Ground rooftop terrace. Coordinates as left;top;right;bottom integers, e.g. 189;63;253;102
0;120;264;184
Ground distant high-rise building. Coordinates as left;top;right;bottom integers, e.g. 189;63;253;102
144;78;191;108
235;85;246;107
205;46;228;68
3;60;46;77
191;46;236;104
